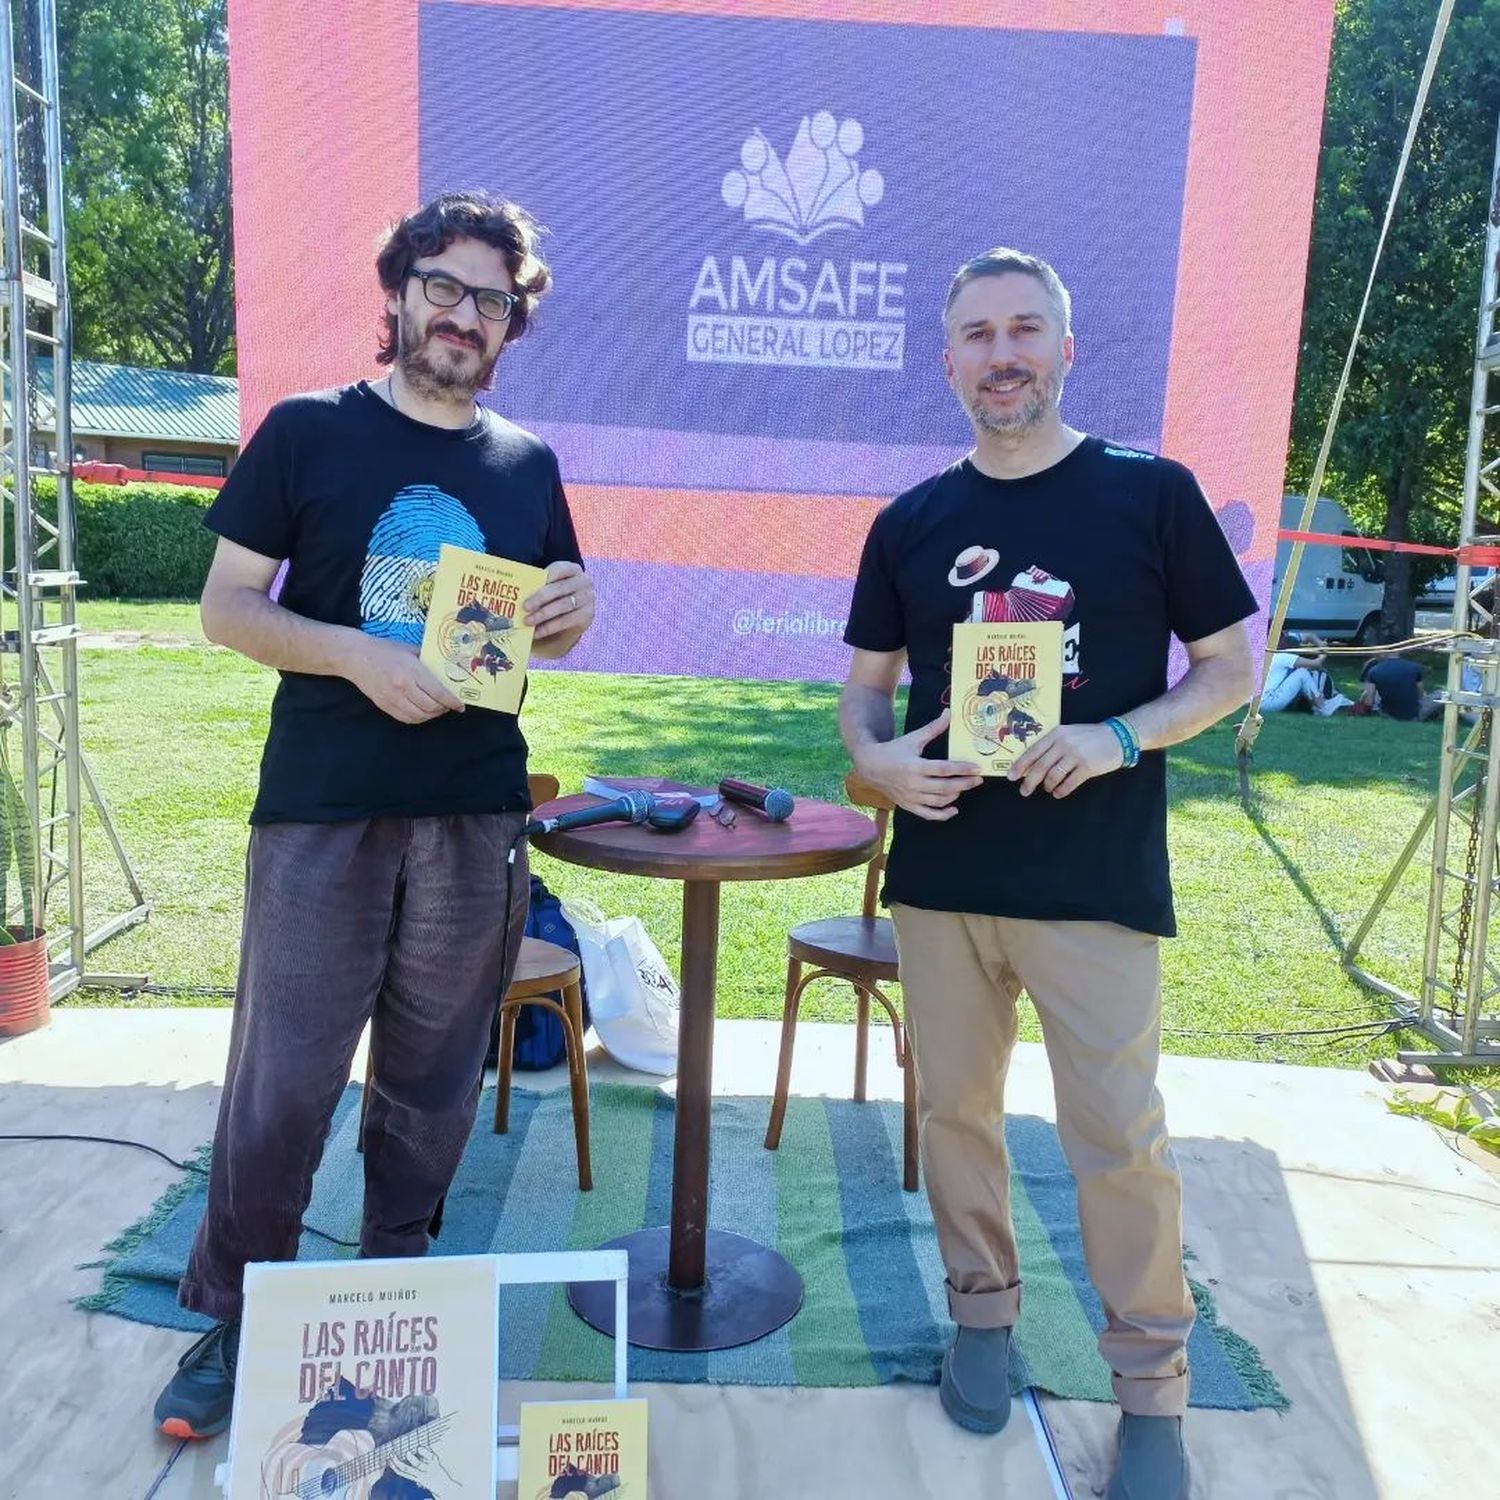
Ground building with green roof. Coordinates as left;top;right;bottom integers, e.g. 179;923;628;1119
30;358;239;477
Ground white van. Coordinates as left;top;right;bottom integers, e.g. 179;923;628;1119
1271;495;1385;643
1416;566;1495;631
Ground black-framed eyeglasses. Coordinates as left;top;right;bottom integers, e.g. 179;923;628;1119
404;267;520;323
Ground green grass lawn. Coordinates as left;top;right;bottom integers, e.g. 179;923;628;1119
59;602;1454;1069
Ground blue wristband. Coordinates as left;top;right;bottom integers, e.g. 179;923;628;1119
1103;716;1140;769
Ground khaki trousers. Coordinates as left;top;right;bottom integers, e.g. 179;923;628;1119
890;903;1193;1416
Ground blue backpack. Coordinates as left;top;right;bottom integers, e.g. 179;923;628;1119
487;874;589;1070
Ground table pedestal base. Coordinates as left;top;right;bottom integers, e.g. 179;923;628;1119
567;1226;803;1352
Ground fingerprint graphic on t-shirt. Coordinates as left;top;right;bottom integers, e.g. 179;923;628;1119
359;484;486;642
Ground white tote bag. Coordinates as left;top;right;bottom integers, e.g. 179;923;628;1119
561;898;680;1075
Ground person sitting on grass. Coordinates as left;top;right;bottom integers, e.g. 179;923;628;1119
1359;651;1442;721
1262;631;1353;716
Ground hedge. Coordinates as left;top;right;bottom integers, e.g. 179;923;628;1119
9;477;218;598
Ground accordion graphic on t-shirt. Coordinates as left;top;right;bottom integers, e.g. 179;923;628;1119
951;620;1064;774
967;563;1081;681
967;564;1076;624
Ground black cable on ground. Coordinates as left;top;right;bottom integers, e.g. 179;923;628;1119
1312;1020;1408;1049
74;983;236;999
1159;1017;1405;1044
0;1130;198;1171
0;1133;359;1247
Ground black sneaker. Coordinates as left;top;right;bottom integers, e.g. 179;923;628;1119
153;1320;240;1439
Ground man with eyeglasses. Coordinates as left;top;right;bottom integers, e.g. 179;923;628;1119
153;191;593;1440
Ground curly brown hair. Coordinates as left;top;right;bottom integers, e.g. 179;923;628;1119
375;191;550;363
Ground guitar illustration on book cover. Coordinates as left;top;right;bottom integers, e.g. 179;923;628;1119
226;1257;498;1500
950;618;1063;774
260;1387;455;1499
419;543;548;715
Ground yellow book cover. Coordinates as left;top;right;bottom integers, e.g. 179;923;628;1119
419;543;548;715
517;1398;649;1500
225;1254;499;1500
950;620;1064;775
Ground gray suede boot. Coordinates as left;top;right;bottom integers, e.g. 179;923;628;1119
938;1324;1013;1434
1106;1413;1191;1499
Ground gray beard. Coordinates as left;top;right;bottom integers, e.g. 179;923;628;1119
965;364;1065;435
398;308;499;400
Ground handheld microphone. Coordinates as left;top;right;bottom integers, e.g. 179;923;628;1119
522;790;654;838
718;778;795;822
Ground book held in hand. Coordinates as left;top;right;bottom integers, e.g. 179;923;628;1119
419;543;549;715
518;1397;648;1499
950;620;1064;774
225;1254;499;1500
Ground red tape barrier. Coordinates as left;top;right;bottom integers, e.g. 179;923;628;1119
1277;529;1500;567
70;460;226;491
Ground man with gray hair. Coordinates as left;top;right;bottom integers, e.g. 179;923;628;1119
840;248;1255;1498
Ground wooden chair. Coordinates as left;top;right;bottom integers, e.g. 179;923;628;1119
764;772;918;1191
358;773;593;1192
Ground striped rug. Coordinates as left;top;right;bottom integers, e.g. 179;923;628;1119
79;1083;1286;1408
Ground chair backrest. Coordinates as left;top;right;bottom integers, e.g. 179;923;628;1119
528;772;560;807
844;771;893;920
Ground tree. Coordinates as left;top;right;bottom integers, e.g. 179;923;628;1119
1286;0;1500;639
57;0;232;374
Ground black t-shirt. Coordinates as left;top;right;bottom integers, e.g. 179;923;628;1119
844;437;1257;936
1364;657;1423;719
205;383;583;824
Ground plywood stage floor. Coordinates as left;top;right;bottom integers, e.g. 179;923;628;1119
2;1010;1496;1499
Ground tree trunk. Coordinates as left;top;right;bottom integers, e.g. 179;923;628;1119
1379;465;1417;642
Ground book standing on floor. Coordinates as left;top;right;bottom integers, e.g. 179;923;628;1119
518;1397;649;1499
225;1255;499;1500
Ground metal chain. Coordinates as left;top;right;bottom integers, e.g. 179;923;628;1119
1450;590;1500;1001
1451;713;1487;1004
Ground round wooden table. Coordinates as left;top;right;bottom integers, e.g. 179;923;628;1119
532;784;880;1352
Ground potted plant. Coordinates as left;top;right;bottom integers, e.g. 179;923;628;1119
0;705;48;1035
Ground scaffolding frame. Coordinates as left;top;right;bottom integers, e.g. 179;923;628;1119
1344;114;1500;1066
0;0;146;998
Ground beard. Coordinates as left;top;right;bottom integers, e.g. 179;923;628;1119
964;361;1065;435
397;306;500;399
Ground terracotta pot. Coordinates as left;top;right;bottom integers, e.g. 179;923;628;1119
0;928;49;1036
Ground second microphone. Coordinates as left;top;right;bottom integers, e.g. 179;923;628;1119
718;778;795;822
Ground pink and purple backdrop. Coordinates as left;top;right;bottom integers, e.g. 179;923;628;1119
227;0;1334;681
